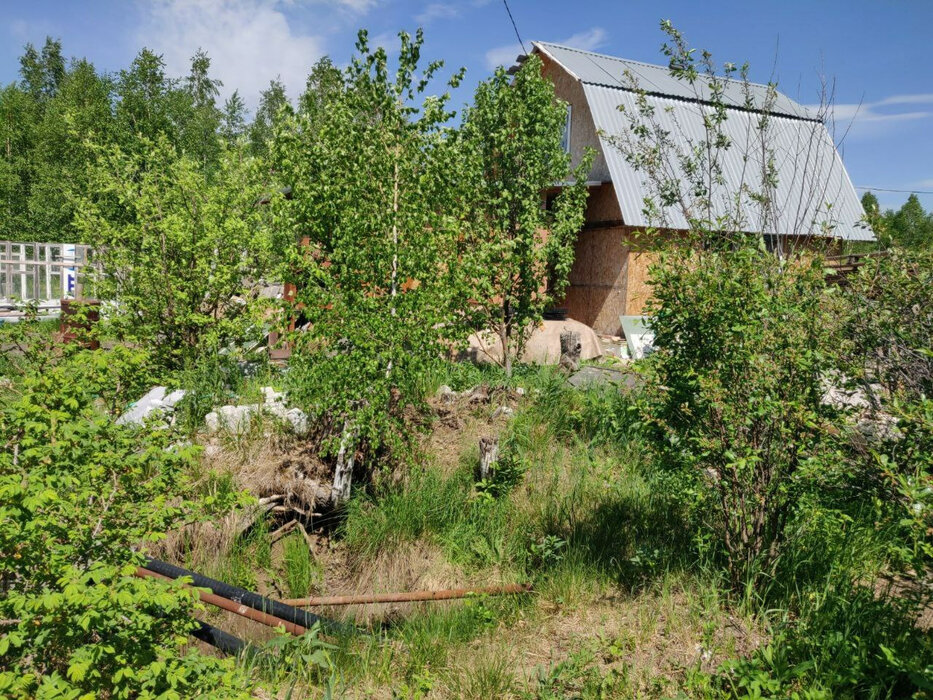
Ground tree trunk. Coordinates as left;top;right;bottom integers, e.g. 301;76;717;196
478;436;499;482
499;319;512;378
559;329;581;373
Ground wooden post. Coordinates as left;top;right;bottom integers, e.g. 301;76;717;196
478;437;499;482
559;330;581;373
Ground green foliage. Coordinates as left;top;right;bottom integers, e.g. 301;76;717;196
274;30;464;461
0;353;252;698
248;78;289;158
282;532;319;599
883;193;933;250
75;136;273;370
456;55;592;374
638;242;846;590
841;248;933;573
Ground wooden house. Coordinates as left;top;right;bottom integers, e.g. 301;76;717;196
518;43;874;335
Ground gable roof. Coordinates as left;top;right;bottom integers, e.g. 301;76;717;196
532;42;873;241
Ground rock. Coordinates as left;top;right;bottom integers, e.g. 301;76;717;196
261;386;285;405
467;385;490;404
567;365;623;388
162;389;187;409
284;407;309;435
208;404;259;434
204;444;221;457
117;386;187;426
204;411;220;433
435;384;459;403
492;406;514;419
515;387;525;397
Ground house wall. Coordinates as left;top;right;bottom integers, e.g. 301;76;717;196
538;50;851;336
538;52;630;335
560;185;630;335
539;53;610;182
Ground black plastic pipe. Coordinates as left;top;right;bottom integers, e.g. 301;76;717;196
145;558;348;635
191;620;246;655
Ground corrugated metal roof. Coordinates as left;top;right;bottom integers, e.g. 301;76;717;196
531;41;873;241
582;85;872;240
534;41;814;120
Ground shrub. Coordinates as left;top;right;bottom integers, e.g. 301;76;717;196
639;243;844;590
76;136;274;371
0;360;251;698
274;30;465;469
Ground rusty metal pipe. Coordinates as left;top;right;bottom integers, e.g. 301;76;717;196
136;567;307;636
283;583;532;607
144;558;348;634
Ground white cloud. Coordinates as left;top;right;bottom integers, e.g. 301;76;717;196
816;93;933;136
415;3;459;23
484;26;608;70
914;178;933;189
137;0;331;110
484;42;523;70
558;27;607;52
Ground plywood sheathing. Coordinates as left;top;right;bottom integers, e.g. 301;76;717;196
539;53;610;182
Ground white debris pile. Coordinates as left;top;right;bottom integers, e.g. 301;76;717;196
204;386;308;436
116;386;187;427
820;374;899;443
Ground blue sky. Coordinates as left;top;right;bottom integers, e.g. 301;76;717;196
2;0;931;211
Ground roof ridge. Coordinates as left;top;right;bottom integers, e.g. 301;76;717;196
533;40;793;101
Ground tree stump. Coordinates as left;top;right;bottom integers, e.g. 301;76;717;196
331;420;357;506
559;330;581;373
478;437;499;482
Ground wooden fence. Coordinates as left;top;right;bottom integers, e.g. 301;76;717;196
0;241;98;309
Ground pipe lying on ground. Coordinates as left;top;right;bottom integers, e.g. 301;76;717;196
144;558;347;634
191;620;246;655
136;567;307;636
283;583;533;607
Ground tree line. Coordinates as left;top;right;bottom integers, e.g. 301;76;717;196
0;37;288;242
862;190;933;250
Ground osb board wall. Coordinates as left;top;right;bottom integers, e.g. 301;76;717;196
539;53;610;182
563;224;628;335
584;183;623;221
622;237;656;316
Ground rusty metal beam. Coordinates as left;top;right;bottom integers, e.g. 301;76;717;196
283;583;532;607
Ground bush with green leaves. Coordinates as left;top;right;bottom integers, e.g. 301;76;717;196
638;242;846;590
0;356;252;698
75;136;274;371
841;248;933;573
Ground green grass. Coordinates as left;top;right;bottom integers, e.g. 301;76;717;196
196;359;933;698
282;532;321;599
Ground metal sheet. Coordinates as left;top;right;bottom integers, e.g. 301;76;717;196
534;42;814;120
581;84;873;240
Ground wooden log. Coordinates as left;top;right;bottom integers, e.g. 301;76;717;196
559;330;581;373
478;436;499;481
284;583;532;607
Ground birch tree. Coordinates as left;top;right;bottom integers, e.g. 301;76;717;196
273;30;463;474
456;56;591;375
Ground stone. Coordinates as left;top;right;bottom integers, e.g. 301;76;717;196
284;407;309;435
492;406;514;419
212;404;259;434
261;386;285;405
